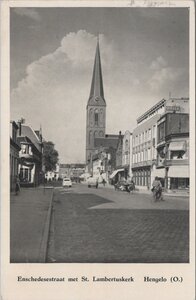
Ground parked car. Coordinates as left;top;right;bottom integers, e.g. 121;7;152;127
87;176;98;188
62;177;72;187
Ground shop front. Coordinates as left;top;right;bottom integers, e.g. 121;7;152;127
167;165;189;190
109;168;124;184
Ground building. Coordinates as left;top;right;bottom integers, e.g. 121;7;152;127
86;38;106;169
132;99;165;189
115;131;124;169
10;121;21;191
109;130;133;184
59;163;85;181
122;130;133;179
17;124;43;187
45;163;60;181
91;134;119;182
156;98;189;190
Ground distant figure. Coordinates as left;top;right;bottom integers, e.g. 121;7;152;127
152;176;163;201
152;176;162;191
15;175;20;195
102;178;106;186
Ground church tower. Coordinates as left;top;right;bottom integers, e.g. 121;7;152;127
86;38;106;166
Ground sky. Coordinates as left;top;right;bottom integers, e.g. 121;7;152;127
10;7;189;163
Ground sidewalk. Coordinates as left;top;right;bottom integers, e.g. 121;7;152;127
10;187;54;263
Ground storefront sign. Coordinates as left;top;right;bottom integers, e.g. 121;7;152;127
165;105;180;112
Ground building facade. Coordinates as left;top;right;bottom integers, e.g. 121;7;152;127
92;135;119;182
132;99;165;189
86;39;106;168
59;164;85;181
10;121;21;191
45;163;60;181
156;98;189;190
122;130;133;179
17;124;43;187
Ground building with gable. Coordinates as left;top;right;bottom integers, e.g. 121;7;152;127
17;124;43;187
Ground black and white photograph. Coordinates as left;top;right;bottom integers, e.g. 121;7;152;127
1;0;195;299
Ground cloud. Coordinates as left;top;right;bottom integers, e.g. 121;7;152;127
11;30;116;162
11;31;188;162
148;66;186;93
150;56;167;71
13;8;41;21
148;56;188;95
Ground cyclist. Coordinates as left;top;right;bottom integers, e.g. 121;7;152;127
152;177;163;201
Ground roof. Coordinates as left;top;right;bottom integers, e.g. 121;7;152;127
87;39;106;107
20;125;42;152
137;98;166;124
94;137;119;149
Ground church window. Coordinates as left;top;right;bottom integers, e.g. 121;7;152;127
94;131;98;138
99;131;104;137
94;109;98;126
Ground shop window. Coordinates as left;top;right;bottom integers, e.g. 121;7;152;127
170;178;189;189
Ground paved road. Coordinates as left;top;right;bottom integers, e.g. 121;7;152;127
47;184;189;263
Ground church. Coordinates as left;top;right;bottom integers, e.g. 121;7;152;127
86;38;119;174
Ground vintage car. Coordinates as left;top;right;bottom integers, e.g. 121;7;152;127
62;177;72;187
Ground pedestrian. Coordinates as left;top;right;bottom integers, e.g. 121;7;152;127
15;175;20;195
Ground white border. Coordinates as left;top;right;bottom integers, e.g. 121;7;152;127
1;1;195;300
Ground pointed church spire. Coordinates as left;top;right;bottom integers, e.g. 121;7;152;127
87;37;106;106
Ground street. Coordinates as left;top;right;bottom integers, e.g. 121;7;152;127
46;183;189;263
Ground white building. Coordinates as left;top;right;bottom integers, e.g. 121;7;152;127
132;99;165;189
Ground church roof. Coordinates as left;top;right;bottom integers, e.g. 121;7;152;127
94;136;119;150
87;39;106;107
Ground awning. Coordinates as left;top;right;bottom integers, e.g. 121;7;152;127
168;166;189;178
152;168;165;178
169;141;186;151
109;168;124;179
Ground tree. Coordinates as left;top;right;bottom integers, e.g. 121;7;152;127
43;141;59;172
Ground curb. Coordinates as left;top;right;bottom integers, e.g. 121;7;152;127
38;188;54;263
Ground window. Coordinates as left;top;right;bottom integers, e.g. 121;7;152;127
125;139;129;151
153;125;156;138
158;122;165;142
147;148;151;160
138;152;140;162
94;110;98;126
141;151;143;162
148;129;151;140
21;144;28;154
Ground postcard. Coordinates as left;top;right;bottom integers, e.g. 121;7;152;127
1;0;195;299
